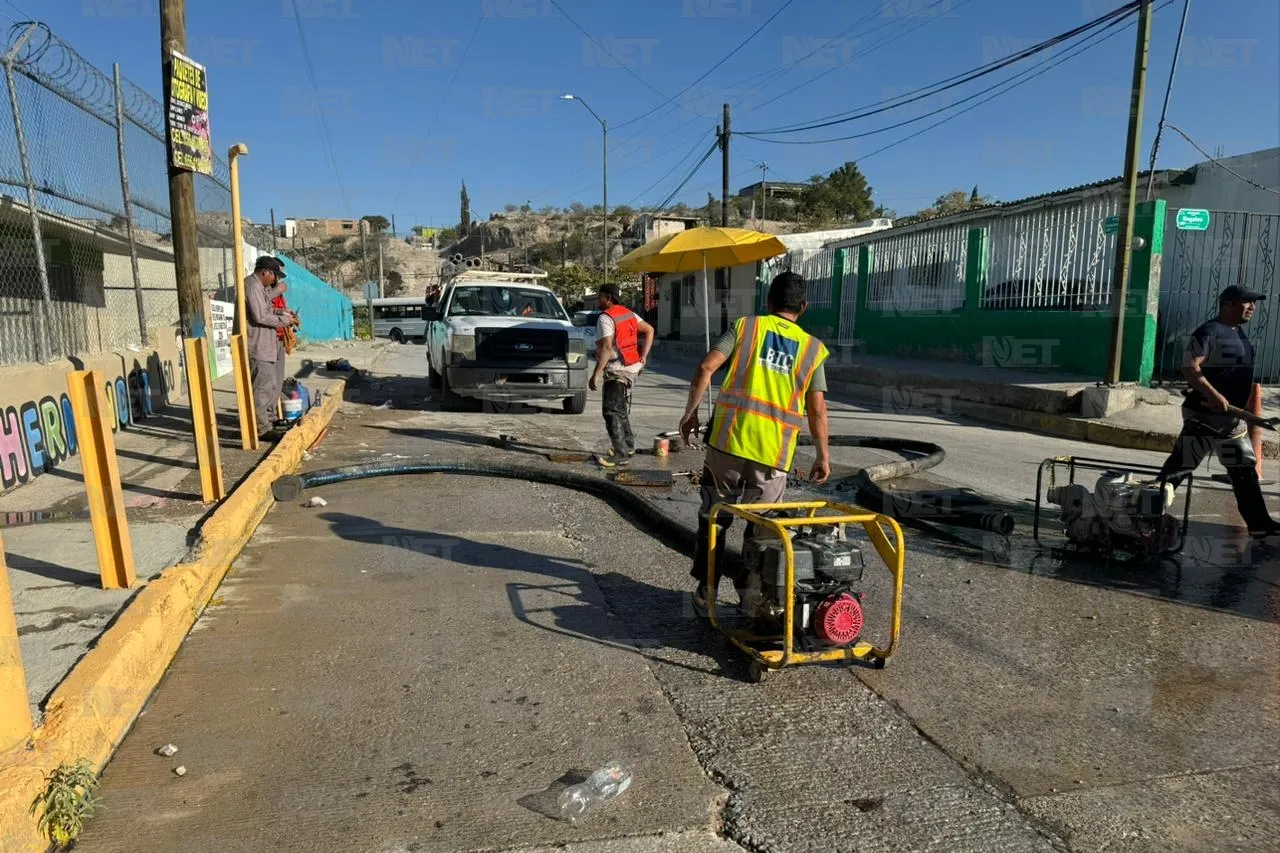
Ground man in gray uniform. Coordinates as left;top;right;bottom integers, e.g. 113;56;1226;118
244;256;296;440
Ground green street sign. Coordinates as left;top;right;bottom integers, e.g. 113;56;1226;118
1103;215;1120;235
1176;208;1211;231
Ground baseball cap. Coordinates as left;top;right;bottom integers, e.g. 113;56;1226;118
1219;285;1265;304
254;256;287;278
598;283;621;300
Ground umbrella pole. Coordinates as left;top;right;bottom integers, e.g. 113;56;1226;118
702;252;712;424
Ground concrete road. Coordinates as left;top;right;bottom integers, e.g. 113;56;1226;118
77;344;1279;853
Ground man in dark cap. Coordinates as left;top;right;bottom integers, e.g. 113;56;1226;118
1158;284;1280;537
245;256;297;440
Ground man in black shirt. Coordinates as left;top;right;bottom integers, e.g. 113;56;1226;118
1158;285;1280;537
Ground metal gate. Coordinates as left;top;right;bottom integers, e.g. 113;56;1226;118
1154;210;1280;384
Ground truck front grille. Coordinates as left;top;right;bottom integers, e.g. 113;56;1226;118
476;328;566;362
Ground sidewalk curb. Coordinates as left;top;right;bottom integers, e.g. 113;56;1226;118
0;380;348;853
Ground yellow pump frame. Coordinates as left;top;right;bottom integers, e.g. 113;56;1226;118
704;500;905;680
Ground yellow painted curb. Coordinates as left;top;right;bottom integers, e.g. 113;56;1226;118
0;381;347;853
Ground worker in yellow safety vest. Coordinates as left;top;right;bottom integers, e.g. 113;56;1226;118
678;271;831;616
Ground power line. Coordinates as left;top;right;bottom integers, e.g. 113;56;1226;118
1164;124;1280;194
652;139;721;212
515;1;916;208
820;4;1169;162
746;0;977;117
390;13;485;211
627;130;716;207
743;0;1140;137
288;0;354;217
611;0;797;132
546;0;668;101
741;7;1139;147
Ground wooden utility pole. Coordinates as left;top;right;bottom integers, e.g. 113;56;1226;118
720;103;730;227
160;0;205;340
1104;0;1153;386
270;207;278;251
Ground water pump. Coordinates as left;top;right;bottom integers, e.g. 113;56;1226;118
739;523;867;649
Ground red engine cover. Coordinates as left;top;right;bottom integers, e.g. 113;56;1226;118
814;593;863;645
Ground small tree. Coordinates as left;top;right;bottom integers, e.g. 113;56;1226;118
362;215;391;233
384;270;406;296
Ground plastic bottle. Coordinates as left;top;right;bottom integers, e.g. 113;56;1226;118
557;760;633;824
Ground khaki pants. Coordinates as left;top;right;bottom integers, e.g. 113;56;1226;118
690;446;788;587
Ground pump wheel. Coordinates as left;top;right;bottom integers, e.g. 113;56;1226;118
869;655;887;670
747;660;769;683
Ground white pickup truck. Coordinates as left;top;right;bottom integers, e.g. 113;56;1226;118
424;272;590;413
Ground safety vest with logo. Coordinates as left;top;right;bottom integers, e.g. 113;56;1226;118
603;304;642;366
708;315;829;471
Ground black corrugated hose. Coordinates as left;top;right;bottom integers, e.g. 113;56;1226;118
271;436;1015;543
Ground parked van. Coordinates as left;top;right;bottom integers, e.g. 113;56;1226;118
369;297;427;343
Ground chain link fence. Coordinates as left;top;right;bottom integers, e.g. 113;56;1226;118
0;17;237;367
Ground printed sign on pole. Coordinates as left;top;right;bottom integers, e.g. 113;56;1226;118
165;49;213;175
208;299;234;379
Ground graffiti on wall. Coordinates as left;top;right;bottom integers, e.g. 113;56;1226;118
0;354;181;492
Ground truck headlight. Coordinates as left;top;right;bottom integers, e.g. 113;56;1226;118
451;335;475;364
567;336;585;364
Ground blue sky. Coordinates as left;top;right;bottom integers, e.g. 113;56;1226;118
20;0;1279;230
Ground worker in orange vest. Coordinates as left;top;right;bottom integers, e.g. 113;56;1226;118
590;283;654;468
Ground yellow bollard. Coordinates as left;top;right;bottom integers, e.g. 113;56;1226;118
184;337;226;503
66;370;136;590
0;531;34;753
228;143;257;450
231;334;258;451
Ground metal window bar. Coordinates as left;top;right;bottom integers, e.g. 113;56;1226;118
864;225;968;314
982;197;1119;311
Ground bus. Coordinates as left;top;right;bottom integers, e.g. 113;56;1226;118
368;297;428;343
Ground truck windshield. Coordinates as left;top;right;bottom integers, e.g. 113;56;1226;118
447;286;568;320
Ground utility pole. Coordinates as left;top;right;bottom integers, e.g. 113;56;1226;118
1146;0;1191;201
758;161;769;227
1104;0;1153;386
391;213;397;239
720;103;730;228
269;208;278;251
360;218;369;282
377;238;384;298
160;0;205;340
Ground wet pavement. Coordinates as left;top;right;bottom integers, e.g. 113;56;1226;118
75;345;1280;852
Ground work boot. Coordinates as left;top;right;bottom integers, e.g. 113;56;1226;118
597;451;629;469
691;582;711;619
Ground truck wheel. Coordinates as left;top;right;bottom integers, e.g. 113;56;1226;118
563;392;587;414
440;370;465;411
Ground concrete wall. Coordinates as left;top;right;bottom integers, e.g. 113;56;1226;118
655;263;759;341
0;332;185;494
1163;148;1280;215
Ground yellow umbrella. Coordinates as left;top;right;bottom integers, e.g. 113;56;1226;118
617;226;787;420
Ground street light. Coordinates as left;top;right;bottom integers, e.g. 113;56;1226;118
561;93;608;286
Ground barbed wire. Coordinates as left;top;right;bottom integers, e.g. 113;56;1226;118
4;18;231;191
